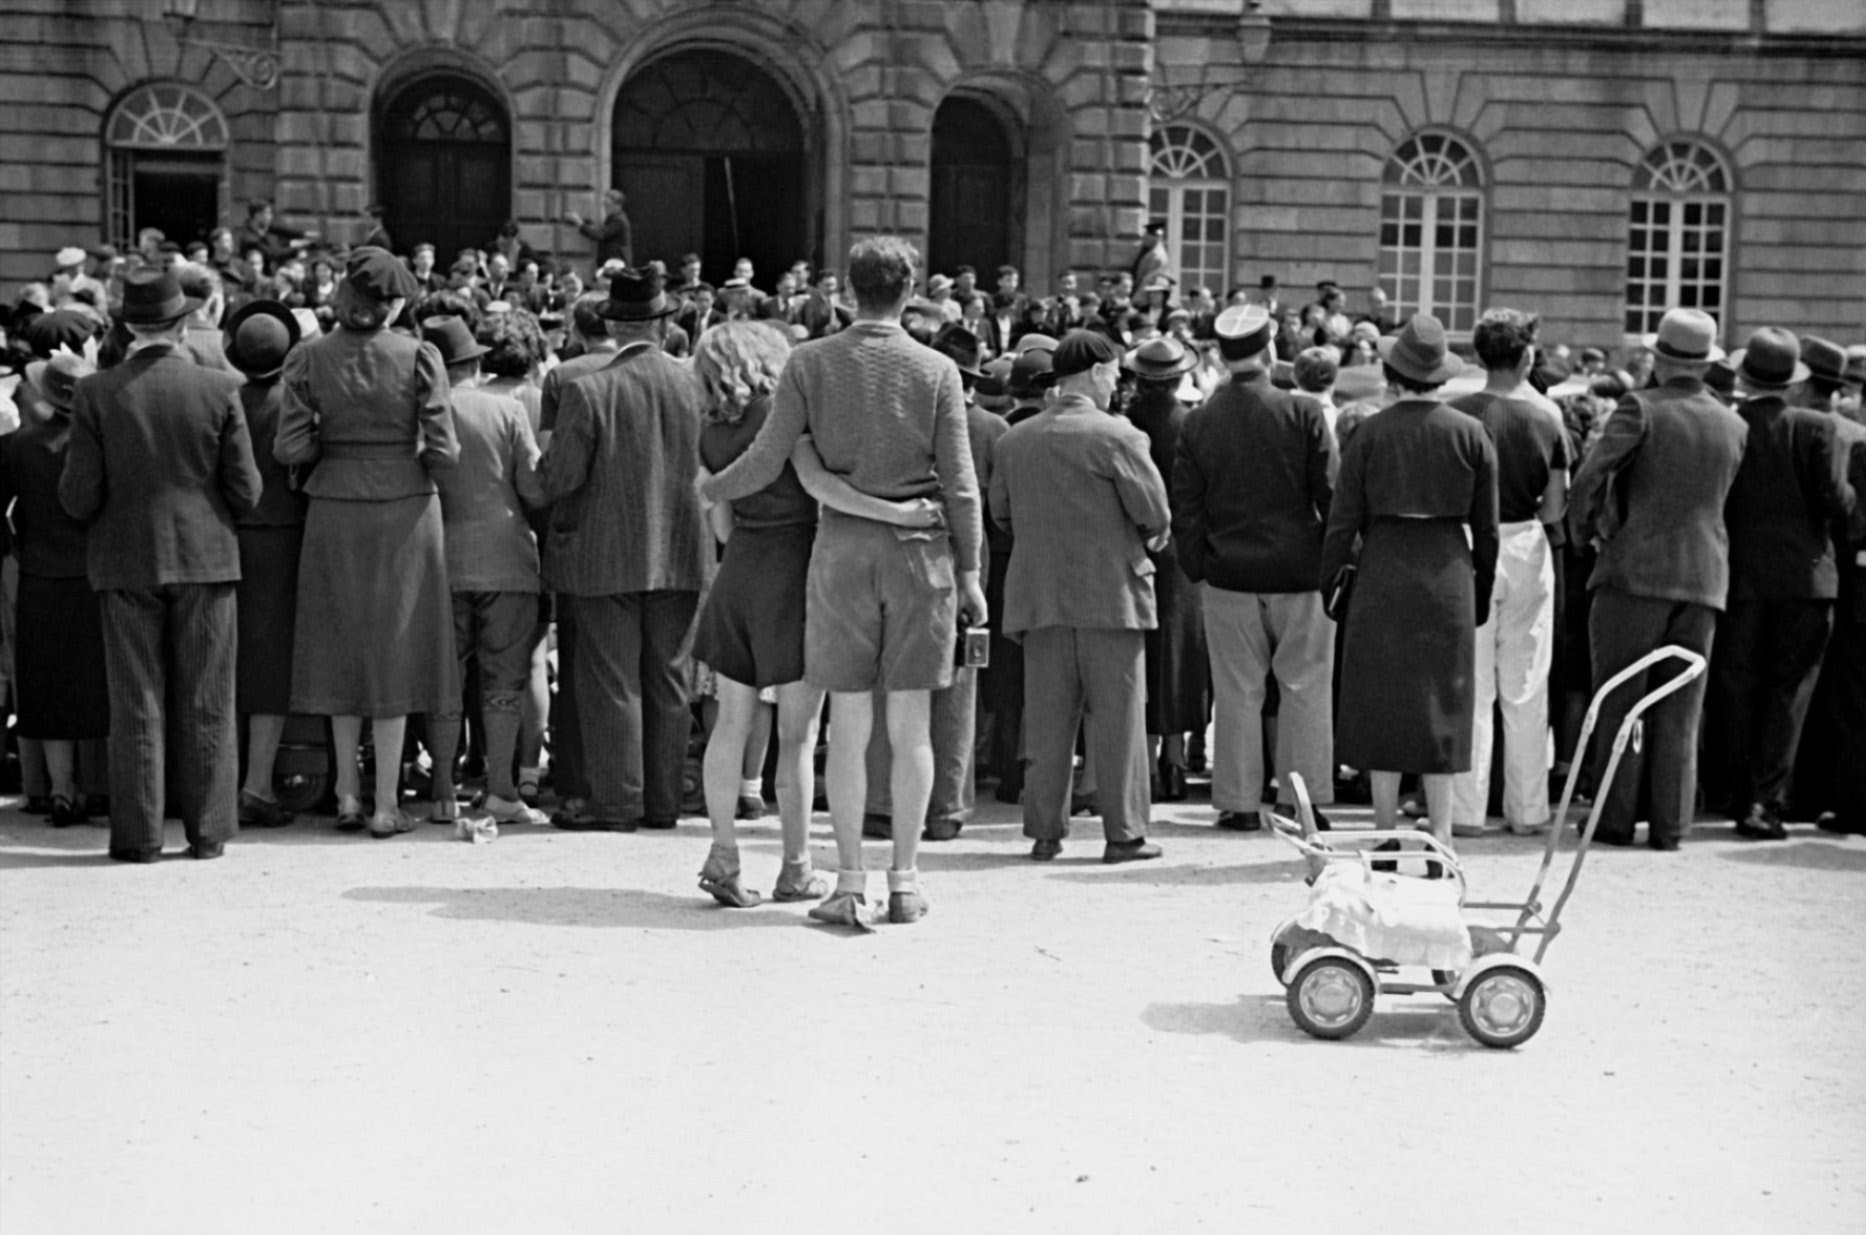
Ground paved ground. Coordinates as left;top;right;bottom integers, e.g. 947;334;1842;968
2;783;1863;1234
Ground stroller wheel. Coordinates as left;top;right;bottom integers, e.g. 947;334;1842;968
1287;957;1375;1041
1458;964;1547;1049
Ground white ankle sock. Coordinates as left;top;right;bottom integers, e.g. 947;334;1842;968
740;778;762;798
834;868;867;896
887;868;918;893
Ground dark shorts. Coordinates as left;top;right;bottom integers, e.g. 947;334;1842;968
805;511;957;693
440;591;542;715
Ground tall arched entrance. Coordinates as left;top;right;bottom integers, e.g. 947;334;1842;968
612;50;806;284
927;96;1020;279
376;73;511;263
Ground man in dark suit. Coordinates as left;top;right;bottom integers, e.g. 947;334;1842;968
566;189;633;269
1568;307;1748;850
1171;305;1337;832
539;270;708;831
1709;329;1855;839
991;330;1169;864
58;268;263;861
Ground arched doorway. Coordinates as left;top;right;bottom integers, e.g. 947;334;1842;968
104;82;229;250
377;74;511;263
611;50;806;285
928;97;1019;280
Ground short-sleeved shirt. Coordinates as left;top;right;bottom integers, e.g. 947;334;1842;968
1451;392;1570;524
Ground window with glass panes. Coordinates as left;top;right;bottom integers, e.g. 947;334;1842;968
1378;134;1484;333
1148;126;1230;298
1625;141;1730;339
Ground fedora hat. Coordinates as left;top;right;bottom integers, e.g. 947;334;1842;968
1013;332;1058;357
1214;305;1274;363
598;268;676;321
25;349;94;411
932;323;985;380
224;299;301;380
1378;312;1464;386
1652;308;1724;364
420;315;491;366
1007;346;1055;397
118;268;203;325
1126;336;1197;381
1800;336;1852;387
1730;327;1809;392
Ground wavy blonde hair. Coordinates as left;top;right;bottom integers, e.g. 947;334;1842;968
693;319;792;424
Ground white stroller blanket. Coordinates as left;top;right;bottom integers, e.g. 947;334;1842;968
1293;863;1474;971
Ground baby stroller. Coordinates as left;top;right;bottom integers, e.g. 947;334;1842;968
1265;645;1708;1048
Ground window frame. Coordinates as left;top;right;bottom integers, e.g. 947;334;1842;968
1147;123;1232;301
1624;140;1735;344
1378;131;1487;334
102;82;230;252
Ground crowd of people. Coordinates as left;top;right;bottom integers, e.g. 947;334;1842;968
1;204;1863;928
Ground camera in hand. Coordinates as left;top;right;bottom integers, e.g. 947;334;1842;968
956;626;991;669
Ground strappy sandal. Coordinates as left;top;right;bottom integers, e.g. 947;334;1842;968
335;795;367;832
772;860;828;903
698;848;763;909
367;807;419;839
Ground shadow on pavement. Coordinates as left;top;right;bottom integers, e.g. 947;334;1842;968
343;884;805;930
1718;840;1866;872
1143;994;1480;1049
1046;860;1309;887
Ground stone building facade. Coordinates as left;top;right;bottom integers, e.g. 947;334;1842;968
3;0;1862;350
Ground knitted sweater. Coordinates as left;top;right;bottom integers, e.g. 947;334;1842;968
701;319;982;571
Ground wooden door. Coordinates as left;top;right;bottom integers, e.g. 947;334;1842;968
617;155;704;273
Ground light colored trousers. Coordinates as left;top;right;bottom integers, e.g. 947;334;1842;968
1452;521;1554;828
1201;585;1335;811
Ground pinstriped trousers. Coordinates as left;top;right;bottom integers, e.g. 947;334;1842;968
97;584;240;857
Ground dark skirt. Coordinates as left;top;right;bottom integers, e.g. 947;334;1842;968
291;494;458;717
1144;554;1210;735
691;523;813;689
1336;518;1476;774
15;573;109;740
236;524;303;715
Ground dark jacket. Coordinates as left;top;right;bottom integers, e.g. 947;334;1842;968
58;342;261;589
1723;394;1855;601
1569;375;1749;610
0;411;90;578
1171;371;1336;593
577;209;633;266
538;342;709;596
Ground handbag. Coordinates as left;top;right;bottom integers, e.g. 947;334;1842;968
1322;562;1356;622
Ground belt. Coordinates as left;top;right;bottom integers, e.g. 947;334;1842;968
321;441;417;460
1500;519;1542;533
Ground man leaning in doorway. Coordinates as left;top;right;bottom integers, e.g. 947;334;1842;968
702;236;986;928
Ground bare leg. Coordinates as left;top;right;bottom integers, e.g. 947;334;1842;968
243;714;287;800
372;717;406;816
774;680;826;866
703;677;758;851
1421;772;1455;845
742;699;773;785
428;717;462;805
43;740;76;800
884;689;933;874
518;635;548;772
331;716;363;801
1370;769;1402;831
825;691;874;879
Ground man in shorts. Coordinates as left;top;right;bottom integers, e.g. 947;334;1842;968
702;236;986;926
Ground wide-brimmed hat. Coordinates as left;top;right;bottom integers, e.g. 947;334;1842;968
421;315;491;366
1730;327;1809;392
224;299;301;380
1800;336;1853;387
1652;308;1724;364
118;268;203;325
599;269;676;321
54;246;86;269
344;246;420;303
1214;305;1274;364
932;323;985;380
25;349;94;411
1377;312;1464;386
1126;336;1198;381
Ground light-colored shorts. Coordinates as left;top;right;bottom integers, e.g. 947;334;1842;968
804;511;957;693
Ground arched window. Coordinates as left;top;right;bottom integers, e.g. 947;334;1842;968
1625;141;1731;339
104;82;229;250
376;73;511;265
1148;125;1230;299
1379;133;1484;333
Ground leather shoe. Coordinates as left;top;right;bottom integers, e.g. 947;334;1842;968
1103;838;1162;864
49;794;87;828
107;847;162;864
1590;830;1636;847
238;789;293;828
637;817;678;831
189;840;226;860
1029;838;1062;861
1648;835;1681;852
922;818;963;841
1816;811;1863;836
552;813;635;833
1215;810;1262;832
1734;804;1787;841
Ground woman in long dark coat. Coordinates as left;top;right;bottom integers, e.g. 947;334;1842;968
1320;314;1499;844
1124;337;1210;800
225;299;306;828
275;248;460;837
